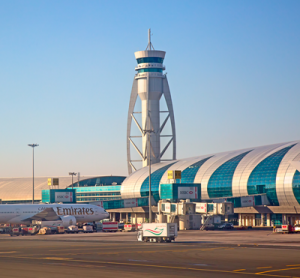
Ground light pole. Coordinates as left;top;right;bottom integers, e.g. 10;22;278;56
69;172;77;189
28;144;39;204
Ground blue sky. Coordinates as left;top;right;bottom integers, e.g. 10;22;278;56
0;0;299;177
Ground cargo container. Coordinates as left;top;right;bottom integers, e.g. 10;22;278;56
124;224;136;232
10;227;21;236
281;224;294;233
28;226;39;235
137;223;177;243
102;221;118;232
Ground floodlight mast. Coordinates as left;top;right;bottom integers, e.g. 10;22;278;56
28;143;39;204
69;172;77;189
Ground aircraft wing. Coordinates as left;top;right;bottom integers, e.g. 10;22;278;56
21;207;61;222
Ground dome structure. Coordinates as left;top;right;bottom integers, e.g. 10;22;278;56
121;140;300;206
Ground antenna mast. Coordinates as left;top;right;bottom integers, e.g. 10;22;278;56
146;28;154;50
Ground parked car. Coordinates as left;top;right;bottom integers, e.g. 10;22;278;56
294;225;300;233
218;223;234;230
201;224;215;230
118;222;124;230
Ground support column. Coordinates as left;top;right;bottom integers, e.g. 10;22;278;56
238;214;242;226
120;213;123;221
282;214;287;224
267;213;271;226
112;213;115;222
126;213;129;223
261;214;265;227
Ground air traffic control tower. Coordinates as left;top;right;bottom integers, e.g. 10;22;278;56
127;30;176;174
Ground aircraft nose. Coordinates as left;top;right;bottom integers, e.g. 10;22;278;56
105;212;109;218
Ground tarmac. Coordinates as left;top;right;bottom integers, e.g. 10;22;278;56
0;230;300;277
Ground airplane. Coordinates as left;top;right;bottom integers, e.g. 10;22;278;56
0;203;109;228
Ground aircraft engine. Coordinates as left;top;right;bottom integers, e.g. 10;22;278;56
61;215;77;228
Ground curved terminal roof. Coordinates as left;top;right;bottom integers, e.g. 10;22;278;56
0;176;126;202
121;140;300;206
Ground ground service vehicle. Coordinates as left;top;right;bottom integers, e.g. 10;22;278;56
38;227;52;235
218;223;234;230
137;223;177;243
66;225;79;233
83;225;93;233
294;225;300;233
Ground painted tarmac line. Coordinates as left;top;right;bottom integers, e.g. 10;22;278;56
0;255;298;278
286;264;300;267
44;257;73;261
0;251;17;254
58;247;228;256
257;267;273;269
256;267;300;275
234;269;246;272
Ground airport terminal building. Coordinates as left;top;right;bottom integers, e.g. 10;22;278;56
1;140;300;227
117;140;300;226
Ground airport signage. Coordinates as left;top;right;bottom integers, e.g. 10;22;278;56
164;203;171;213
241;196;254;207
195;203;207;213
55;192;73;203
167;170;182;180
124;198;138;208
53;178;59;186
48;178;59;186
178;187;198;199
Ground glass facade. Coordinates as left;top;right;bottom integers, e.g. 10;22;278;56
69;176;125;188
103;197;148;210
247;145;295;205
207;151;252;198
137;57;164;64
73;185;121;202
181;156;213;183
141;163;176;202
292;170;300;205
138;68;163;74
271;214;282;226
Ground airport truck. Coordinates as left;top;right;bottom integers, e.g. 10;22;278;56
137;223;178;243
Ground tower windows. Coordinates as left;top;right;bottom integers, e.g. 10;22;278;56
137;57;164;64
137;68;163;73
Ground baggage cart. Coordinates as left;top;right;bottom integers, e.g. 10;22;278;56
10;227;21;236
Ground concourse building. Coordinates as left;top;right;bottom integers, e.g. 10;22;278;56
118;140;300;227
0;176;126;204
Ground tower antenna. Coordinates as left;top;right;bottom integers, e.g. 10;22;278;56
146;28;154;50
